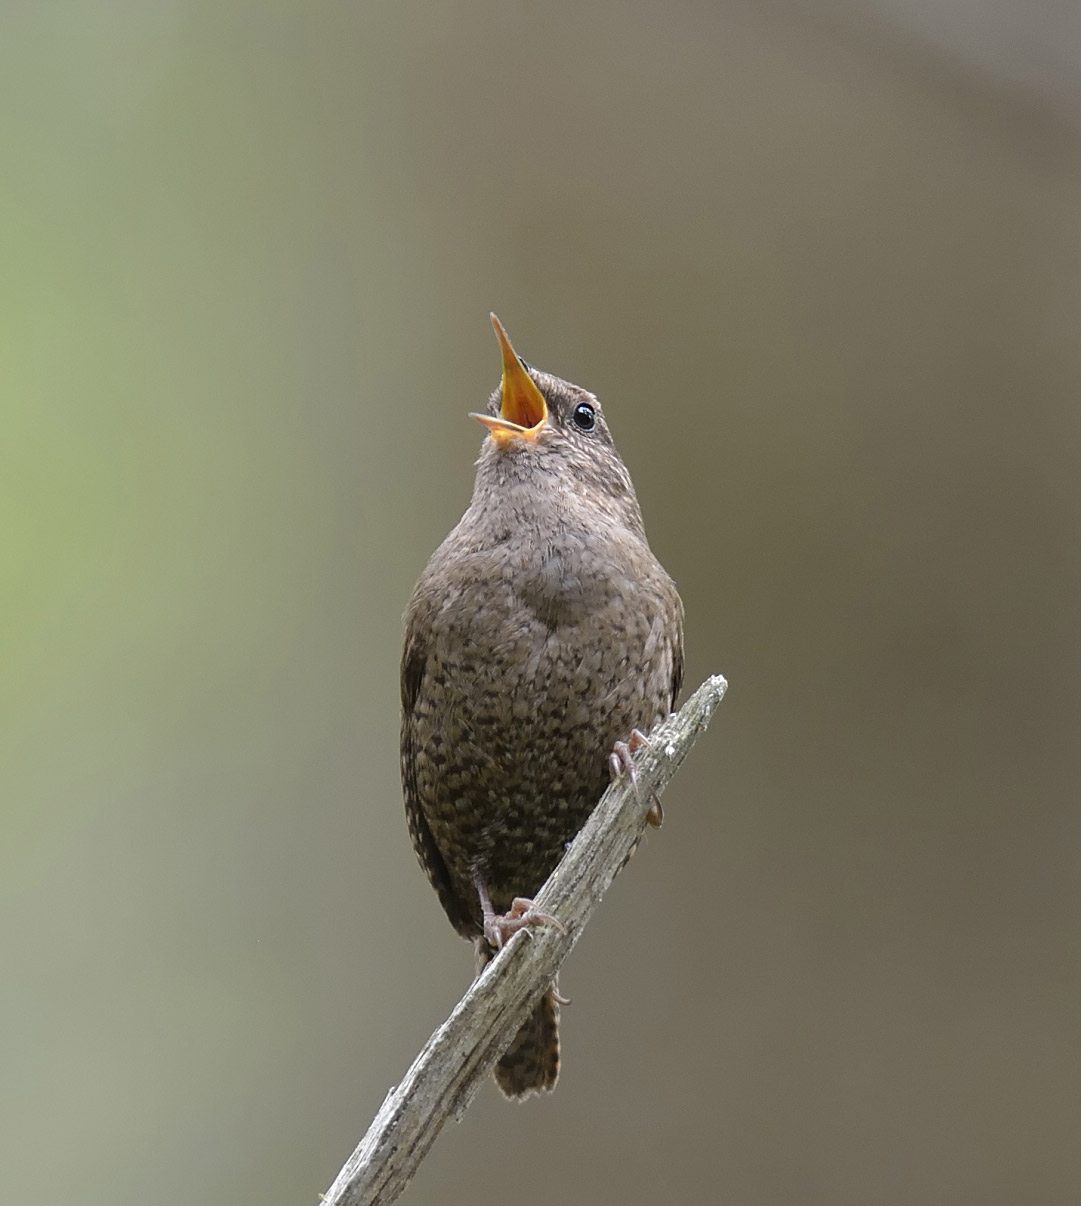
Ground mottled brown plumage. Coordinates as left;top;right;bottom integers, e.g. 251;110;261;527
401;316;683;1098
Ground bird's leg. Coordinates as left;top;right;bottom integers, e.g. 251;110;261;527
609;727;664;828
476;876;565;952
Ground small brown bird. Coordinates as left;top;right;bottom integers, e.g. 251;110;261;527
401;315;683;1098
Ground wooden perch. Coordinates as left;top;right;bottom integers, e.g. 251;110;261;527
322;673;727;1206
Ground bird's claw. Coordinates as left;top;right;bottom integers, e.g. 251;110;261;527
609;728;664;827
550;981;572;1007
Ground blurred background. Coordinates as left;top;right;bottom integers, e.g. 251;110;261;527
3;2;1079;1203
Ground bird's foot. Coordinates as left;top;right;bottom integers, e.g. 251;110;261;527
609;727;650;777
609;728;664;827
482;897;565;951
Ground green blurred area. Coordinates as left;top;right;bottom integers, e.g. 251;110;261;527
2;3;1079;1204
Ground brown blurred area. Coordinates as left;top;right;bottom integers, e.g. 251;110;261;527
2;2;1079;1204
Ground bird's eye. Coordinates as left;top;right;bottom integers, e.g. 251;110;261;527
572;402;596;432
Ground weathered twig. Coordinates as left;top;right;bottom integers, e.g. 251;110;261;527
322;674;727;1206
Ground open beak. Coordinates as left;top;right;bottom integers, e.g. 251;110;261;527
470;314;549;442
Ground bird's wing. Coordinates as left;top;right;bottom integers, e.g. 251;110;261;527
400;617;473;936
668;590;685;712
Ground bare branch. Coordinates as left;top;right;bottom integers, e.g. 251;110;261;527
322;674;728;1206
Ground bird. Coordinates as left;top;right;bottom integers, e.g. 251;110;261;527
400;314;683;1098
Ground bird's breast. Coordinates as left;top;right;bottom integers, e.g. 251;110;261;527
505;526;640;634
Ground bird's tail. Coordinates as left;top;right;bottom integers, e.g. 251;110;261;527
475;938;560;1098
494;987;560;1099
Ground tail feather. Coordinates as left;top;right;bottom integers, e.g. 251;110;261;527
495;989;560;1099
474;939;561;1099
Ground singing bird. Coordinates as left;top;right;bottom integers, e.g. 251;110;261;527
400;316;683;1097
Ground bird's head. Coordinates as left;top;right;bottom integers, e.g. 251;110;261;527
470;315;642;529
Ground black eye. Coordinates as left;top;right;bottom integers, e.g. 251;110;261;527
572;402;596;431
